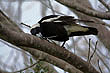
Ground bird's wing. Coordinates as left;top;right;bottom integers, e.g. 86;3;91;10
54;16;91;35
39;15;94;25
54;16;94;25
54;16;77;25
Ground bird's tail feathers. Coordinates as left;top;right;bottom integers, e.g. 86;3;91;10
69;26;98;36
84;26;98;35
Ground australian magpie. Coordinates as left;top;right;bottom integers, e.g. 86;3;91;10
30;15;98;46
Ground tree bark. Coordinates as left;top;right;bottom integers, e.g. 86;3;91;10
55;0;110;50
0;10;99;73
55;0;110;19
21;47;83;73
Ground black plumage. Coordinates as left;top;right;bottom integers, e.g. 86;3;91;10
31;15;98;46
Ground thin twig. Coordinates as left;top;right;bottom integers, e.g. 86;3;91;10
87;38;91;62
98;0;110;11
89;41;98;62
39;0;66;15
84;37;110;72
48;0;55;15
98;59;103;73
12;62;38;73
92;41;110;59
72;37;76;54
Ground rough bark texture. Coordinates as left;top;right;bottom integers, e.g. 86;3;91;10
55;0;110;50
0;10;57;73
56;0;110;19
0;1;101;72
0;10;22;32
0;19;99;73
22;47;83;73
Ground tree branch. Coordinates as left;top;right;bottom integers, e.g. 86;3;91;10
55;0;110;19
98;0;110;11
57;0;110;50
0;22;99;73
0;10;22;32
20;46;83;73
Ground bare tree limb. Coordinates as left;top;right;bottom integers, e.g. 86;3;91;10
0;6;100;73
0;10;22;32
55;0;110;19
0;39;83;73
58;0;110;50
89;41;98;62
0;24;83;73
40;0;66;15
21;46;83;73
47;0;55;14
98;0;110;11
0;39;58;73
84;37;110;72
0;21;99;73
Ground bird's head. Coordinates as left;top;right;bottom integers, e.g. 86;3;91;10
30;23;41;35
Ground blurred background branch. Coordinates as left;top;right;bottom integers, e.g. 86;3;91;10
0;0;110;73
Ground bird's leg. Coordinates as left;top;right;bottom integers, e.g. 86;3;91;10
39;35;55;43
39;35;46;40
38;33;48;40
61;41;66;47
39;36;52;43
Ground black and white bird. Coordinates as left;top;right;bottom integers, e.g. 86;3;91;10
30;15;98;46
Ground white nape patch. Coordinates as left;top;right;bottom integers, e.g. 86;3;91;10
31;23;40;29
41;16;61;23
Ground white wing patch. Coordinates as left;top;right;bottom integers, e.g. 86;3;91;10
53;20;62;22
41;16;61;23
31;23;40;29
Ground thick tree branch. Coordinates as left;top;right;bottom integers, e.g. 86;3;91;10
21;46;83;73
0;23;99;73
74;0;110;50
55;0;110;50
0;10;22;32
0;39;58;73
55;0;110;19
0;9;100;73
